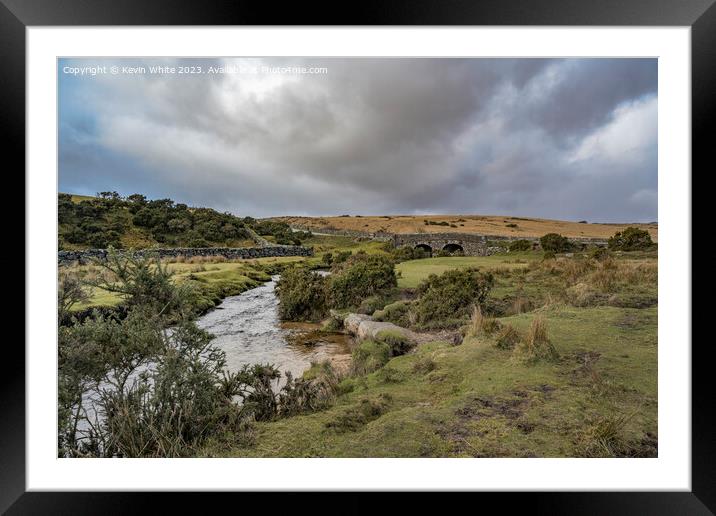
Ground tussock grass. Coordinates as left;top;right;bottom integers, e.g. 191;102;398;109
513;316;559;363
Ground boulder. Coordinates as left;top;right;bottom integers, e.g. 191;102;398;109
343;313;417;344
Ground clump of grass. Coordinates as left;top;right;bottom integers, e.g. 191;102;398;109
375;329;415;356
351;340;391;375
513;316;559;363
495;324;521;350
508;296;534;315
412;356;437;374
324;394;392;433
468;305;502;337
321;315;343;332
375;366;406;384
576;412;636;457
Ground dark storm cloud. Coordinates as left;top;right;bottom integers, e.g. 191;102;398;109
58;57;657;221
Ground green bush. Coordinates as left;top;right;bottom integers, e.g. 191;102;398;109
275;267;328;321
351;340;391;375
607;227;654;251
540;233;572;253
509;239;533;252
373;300;413;327
391;245;430;262
328;254;397;309
589;246;612;261
413;268;494;328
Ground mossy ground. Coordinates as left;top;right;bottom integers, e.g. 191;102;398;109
207;304;656;458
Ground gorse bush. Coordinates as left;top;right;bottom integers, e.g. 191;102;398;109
413;268;494;329
540;233;572;253
373;300;413;328
509;239;533;252
327;253;397;309
607;227;654;251
275;267;328;322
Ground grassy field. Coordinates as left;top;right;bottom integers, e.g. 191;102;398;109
396;254;533;288
208;304;656;458
274;214;658;241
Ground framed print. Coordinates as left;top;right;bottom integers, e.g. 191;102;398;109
5;0;711;512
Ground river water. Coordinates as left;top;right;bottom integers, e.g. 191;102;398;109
196;275;352;380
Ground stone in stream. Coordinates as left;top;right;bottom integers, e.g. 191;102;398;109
342;313;417;344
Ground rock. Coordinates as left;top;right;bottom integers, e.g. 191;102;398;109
343;313;371;336
343;313;417;344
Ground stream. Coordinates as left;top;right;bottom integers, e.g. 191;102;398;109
196;275;352;381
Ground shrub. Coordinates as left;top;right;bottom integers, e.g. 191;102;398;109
357;295;393;315
373;300;413;328
332;250;352;264
608;227;654;251
542;250;556;260
321;252;333;266
540;233;572;253
588;246;611;261
275;267;328;321
509;239;532;252
513;317;559;363
391;245;430;262
413;268;494;328
328;254;397;309
351;340;391;375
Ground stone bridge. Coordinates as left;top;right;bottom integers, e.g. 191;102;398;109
392;233;511;256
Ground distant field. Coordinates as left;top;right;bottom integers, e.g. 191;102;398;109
396;255;533;288
274;215;658;241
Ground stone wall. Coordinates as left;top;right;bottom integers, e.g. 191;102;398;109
290;225;392;241
58;245;313;266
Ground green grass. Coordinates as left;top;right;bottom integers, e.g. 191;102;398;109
396;254;535;288
206;304;656;458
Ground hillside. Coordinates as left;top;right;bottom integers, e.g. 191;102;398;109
58;192;310;250
274;215;658;242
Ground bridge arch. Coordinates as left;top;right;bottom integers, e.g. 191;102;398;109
414;244;433;257
442;243;464;255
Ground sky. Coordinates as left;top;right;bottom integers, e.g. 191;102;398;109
58;57;657;222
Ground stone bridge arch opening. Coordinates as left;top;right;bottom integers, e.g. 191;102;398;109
442;243;464;255
414;244;433;257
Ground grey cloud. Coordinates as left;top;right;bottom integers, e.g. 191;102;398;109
58;57;657;222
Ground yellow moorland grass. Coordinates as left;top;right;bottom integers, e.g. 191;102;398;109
273;214;658;241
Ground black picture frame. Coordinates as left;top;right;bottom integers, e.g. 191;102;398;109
4;0;709;513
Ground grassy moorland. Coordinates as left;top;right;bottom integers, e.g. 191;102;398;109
274;214;658;241
209;305;656;458
60;215;657;458
194;243;658;458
